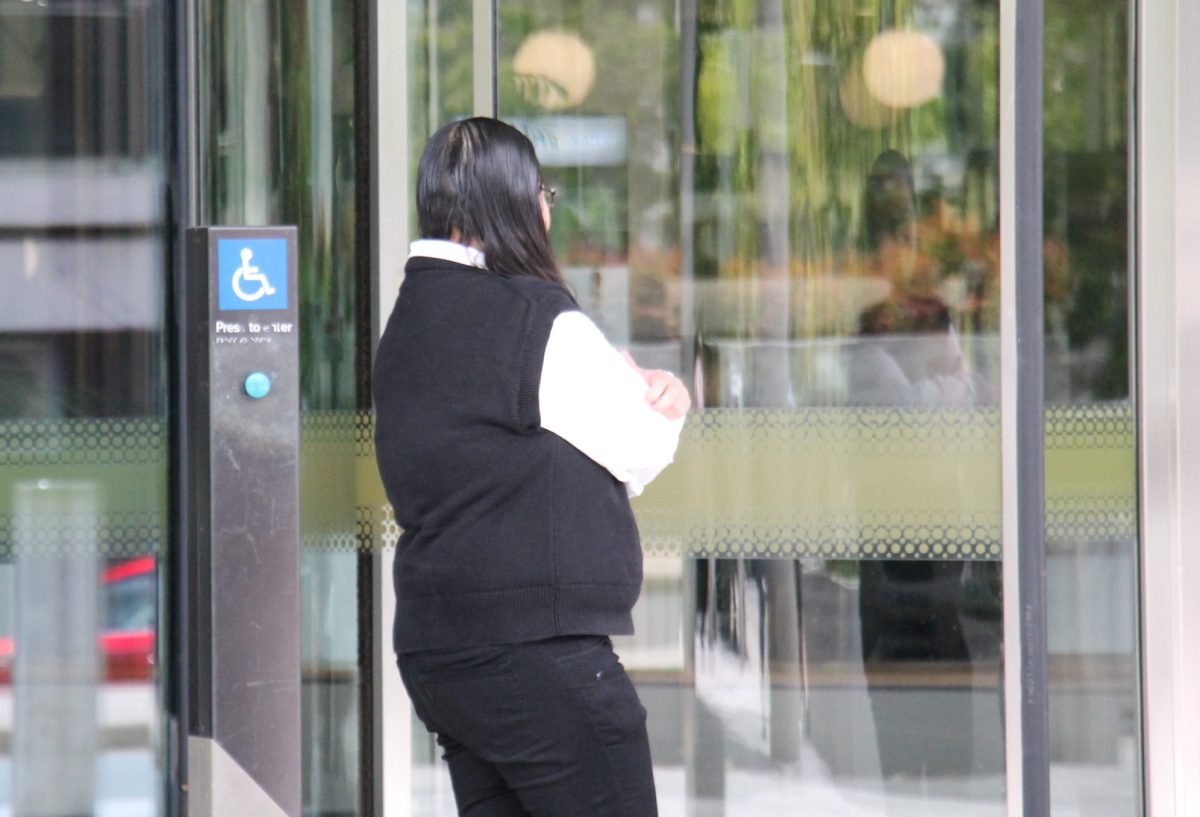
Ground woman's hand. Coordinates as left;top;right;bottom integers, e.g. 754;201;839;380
620;351;692;420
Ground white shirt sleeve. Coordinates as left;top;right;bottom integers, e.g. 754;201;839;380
538;311;686;497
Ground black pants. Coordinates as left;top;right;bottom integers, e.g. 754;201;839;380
398;635;658;817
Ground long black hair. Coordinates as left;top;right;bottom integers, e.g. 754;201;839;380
862;148;917;254
416;117;564;286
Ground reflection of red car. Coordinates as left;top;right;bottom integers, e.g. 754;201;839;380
0;556;156;684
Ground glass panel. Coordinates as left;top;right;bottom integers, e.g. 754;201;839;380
1043;1;1140;813
198;2;368;814
412;2;1007;816
0;2;168;815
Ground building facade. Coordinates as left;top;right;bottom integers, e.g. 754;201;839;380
0;0;1197;815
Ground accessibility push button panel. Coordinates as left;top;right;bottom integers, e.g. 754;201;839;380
183;226;301;817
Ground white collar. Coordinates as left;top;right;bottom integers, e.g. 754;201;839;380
408;238;487;269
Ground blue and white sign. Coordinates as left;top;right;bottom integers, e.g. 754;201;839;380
218;238;288;311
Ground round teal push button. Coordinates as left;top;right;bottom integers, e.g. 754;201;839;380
244;372;271;399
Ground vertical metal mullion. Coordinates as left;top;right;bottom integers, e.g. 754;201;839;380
491;0;499;116
168;0;203;811
1014;0;1050;805
1124;3;1147;815
1137;0;1177;811
999;0;1022;808
354;0;377;814
355;0;375;411
472;0;495;117
1001;0;1050;814
372;0;412;814
680;0;697;380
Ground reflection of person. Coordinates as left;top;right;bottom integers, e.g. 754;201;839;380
849;149;991;407
373;117;689;817
852;150;1000;788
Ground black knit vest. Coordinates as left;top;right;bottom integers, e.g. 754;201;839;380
373;256;643;653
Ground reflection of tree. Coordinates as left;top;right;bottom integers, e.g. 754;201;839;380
493;1;685;341
204;0;362;411
508;74;570;110
1044;0;1130;400
416;0;1128;399
686;0;1003;362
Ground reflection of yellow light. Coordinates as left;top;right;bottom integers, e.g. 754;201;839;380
840;60;893;129
862;29;944;109
512;30;596;111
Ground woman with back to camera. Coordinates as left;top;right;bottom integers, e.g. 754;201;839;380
372;117;690;817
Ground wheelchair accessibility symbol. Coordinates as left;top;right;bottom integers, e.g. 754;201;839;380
232;248;276;302
218;237;288;311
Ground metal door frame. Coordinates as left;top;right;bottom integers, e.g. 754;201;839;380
1137;1;1200;815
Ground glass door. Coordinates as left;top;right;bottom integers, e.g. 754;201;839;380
497;1;1007;814
0;2;169;815
396;0;1143;814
